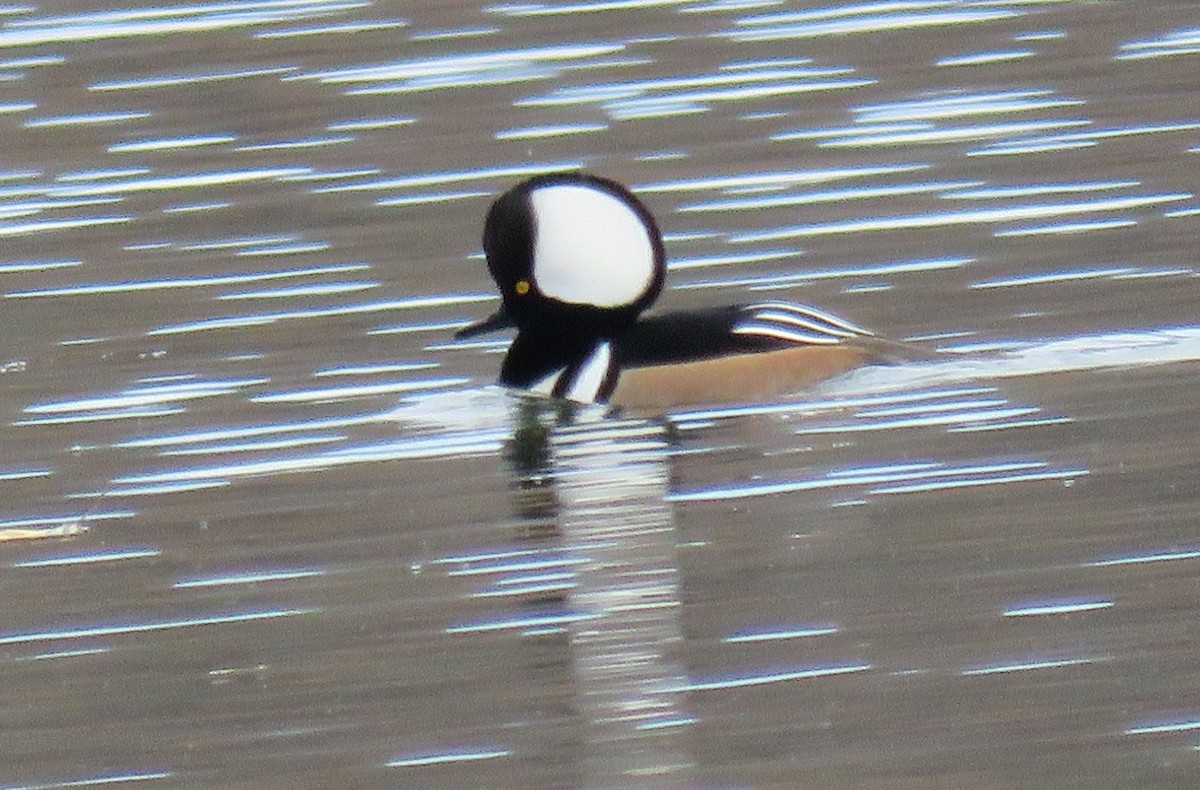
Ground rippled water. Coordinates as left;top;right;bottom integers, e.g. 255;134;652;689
3;1;1200;787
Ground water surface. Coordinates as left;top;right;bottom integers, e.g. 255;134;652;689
3;1;1200;787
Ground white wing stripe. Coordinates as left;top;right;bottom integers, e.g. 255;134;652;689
751;308;858;339
732;322;842;345
745;301;873;336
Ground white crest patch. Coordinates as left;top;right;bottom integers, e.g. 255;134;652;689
529;184;656;308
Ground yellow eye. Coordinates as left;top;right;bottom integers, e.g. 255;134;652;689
514;280;531;295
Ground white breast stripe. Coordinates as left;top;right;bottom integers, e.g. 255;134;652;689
564;341;613;403
530;367;566;396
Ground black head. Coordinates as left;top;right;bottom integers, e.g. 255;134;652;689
475;172;666;339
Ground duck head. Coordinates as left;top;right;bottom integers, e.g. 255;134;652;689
459;172;666;341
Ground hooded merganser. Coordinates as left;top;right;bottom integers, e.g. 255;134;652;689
457;172;920;409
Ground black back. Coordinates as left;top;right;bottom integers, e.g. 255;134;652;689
612;305;782;367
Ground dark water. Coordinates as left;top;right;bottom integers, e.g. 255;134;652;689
3;1;1200;787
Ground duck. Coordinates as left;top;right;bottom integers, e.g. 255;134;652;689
456;172;924;409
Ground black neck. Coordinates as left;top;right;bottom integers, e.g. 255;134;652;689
500;329;621;402
500;330;597;387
